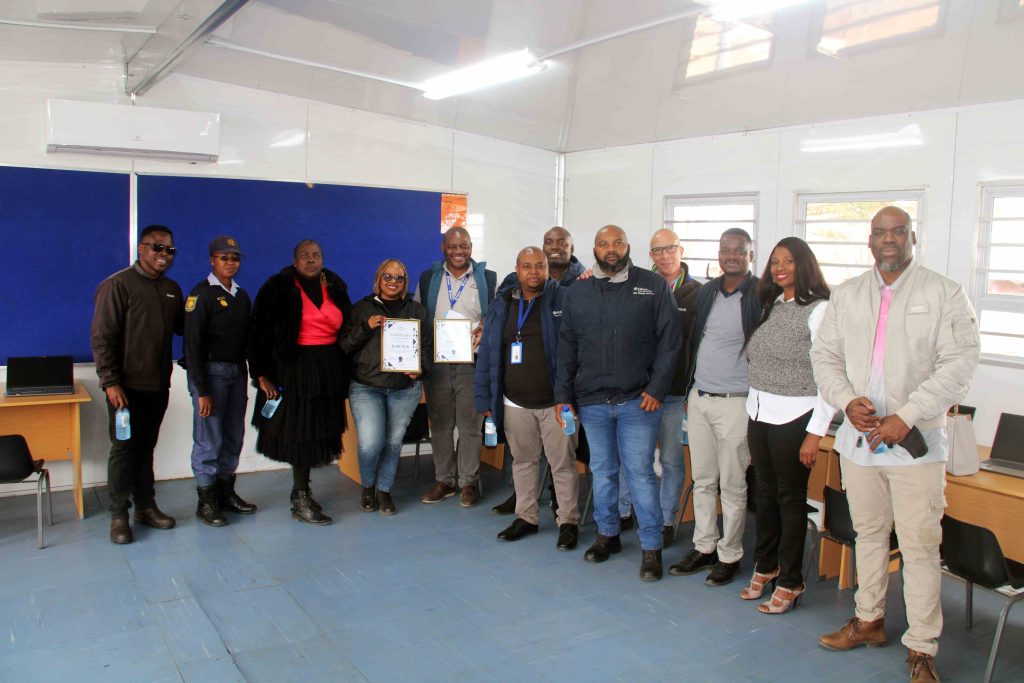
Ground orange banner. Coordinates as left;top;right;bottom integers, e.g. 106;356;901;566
441;193;467;232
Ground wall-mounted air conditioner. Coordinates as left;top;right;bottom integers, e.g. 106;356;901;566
45;99;220;162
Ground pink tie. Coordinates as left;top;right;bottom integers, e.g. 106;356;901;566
871;287;893;372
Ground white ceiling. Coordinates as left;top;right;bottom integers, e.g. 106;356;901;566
1;0;1024;152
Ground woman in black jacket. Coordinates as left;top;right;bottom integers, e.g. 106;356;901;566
249;239;352;524
340;259;431;515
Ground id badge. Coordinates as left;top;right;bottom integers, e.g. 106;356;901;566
510;342;523;364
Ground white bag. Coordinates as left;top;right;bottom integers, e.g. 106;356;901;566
945;405;979;477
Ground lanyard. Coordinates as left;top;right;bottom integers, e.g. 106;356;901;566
516;296;537;340
445;271;470;309
671;273;684;291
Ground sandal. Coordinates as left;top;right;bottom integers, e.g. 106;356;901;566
739;568;780;600
758;584;805;614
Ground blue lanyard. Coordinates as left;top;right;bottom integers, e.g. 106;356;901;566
516;296;536;339
445;271;470;309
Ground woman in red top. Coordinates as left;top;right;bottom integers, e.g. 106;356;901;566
249;239;352;524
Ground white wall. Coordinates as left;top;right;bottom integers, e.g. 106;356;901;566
564;100;1024;445
0;61;557;495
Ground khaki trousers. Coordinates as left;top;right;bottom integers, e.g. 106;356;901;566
842;458;947;655
504;404;580;526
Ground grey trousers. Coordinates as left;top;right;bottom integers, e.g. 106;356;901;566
425;363;481;487
504;403;580;526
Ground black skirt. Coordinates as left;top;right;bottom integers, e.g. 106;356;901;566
253;344;348;469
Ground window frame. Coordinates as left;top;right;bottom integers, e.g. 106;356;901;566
809;0;950;59
662;192;759;280
975;184;1024;367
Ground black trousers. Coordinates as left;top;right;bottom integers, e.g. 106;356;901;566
748;411;812;588
106;389;169;513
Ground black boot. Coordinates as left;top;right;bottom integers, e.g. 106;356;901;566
361;486;378;512
219;476;257;514
196;486;227;527
109;513;133;544
584;533;622;563
291;489;332;525
640;549;663;581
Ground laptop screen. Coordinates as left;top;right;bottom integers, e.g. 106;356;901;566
990;413;1024;465
5;356;74;391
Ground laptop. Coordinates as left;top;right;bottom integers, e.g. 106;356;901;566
979;413;1024;479
4;356;74;397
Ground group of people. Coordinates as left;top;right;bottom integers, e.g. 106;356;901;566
90;207;980;683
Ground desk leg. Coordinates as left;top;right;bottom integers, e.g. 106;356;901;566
71;404;84;519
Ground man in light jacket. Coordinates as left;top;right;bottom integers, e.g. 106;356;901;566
811;206;980;683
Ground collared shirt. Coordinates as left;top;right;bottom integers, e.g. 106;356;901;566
835;264;948;466
433;262;482;325
693;284;749;393
207;271;239;296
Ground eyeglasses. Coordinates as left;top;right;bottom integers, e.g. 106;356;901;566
650;245;679;256
141;242;177;255
215;254;241;262
381;274;406;283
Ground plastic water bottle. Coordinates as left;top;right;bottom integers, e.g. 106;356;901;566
114;407;131;441
680;412;689;445
864;432;888;454
483;417;498;447
561;406;576;436
261;390;283;419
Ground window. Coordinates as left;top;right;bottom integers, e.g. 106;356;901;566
816;0;946;56
663;194;758;280
681;15;774;81
795;191;923;285
976;186;1024;363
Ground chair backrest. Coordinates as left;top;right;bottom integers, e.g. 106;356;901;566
941;515;1011;590
0;434;34;482
402;403;430;443
823;486;857;545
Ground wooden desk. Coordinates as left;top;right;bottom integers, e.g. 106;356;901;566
0;383;92;518
946;446;1024;562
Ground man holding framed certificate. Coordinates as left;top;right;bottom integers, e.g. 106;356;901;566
415;227;497;508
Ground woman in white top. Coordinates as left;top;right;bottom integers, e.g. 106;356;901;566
741;237;835;614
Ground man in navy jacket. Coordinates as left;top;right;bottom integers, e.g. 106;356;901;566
475;248;579;550
555;225;682;580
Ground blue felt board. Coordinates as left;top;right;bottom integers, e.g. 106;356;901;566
0;166;129;362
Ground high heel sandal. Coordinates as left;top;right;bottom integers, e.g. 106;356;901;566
758;584;805;614
739;569;780;600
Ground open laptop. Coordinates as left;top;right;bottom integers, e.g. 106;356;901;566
4;355;74;397
979;413;1024;479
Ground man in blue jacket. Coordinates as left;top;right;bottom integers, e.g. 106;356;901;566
415;227;497;508
555;225;682;580
475;247;579;550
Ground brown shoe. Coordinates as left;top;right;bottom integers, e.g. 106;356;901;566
421;482;456;504
907;650;940;682
109;515;133;544
818;617;887;651
460;485;480;508
134;505;176;529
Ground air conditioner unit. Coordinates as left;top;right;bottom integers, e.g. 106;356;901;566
45;99;220;162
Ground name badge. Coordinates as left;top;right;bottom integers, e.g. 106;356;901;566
908;304;929;314
510;342;523;365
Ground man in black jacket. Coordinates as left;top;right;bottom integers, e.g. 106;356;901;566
555;225;682;580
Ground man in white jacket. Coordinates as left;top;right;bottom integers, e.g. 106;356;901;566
811;206;980;683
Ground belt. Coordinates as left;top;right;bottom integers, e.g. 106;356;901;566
697;390;748;398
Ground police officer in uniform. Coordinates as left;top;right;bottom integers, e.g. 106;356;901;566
184;235;257;526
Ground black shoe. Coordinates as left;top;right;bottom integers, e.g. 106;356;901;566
706;560;741;587
290;489;332;525
584;534;622;563
640;549;663;581
109;514;133;544
134;505;176;529
376;490;396;516
668;548;718;576
497;518;539;542
556;523;579;550
196;486;227;527
219;476;257;514
620;512;635;530
492;492;516;515
361;486;378;512
663;525;675;549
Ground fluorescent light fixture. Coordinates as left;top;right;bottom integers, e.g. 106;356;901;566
708;0;813;22
422;49;546;100
800;124;925;153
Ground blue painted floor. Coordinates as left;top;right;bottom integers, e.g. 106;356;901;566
1;462;1021;682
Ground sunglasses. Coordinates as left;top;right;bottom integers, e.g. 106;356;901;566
215;254;241;262
141;242;177;255
380;274;406;283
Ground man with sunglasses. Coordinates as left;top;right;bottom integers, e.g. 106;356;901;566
92;224;184;544
183;236;257;526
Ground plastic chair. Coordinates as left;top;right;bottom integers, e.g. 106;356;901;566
941;515;1024;683
0;434;53;549
401;403;430;481
821;486;899;589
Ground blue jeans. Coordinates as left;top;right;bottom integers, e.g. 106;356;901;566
348;381;422;492
618;395;686;526
580;397;663;550
189;362;248;487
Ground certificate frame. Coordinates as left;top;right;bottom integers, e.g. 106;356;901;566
380;318;421;373
434;318;474;364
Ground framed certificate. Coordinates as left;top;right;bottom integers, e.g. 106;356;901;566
380;318;421;373
434;318;474;363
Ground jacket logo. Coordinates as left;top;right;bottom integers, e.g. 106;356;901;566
908;304;929;314
552;309;563;317
632;287;655;296
185;296;197;312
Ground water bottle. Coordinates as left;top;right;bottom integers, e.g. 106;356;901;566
864;432;888;454
561;406;576;436
114;407;131;441
680;411;689;445
261;389;283;419
483;416;498;447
